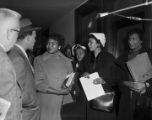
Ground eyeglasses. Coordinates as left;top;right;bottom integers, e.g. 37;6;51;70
11;29;20;33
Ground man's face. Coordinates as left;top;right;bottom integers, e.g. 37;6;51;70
27;31;36;51
6;18;20;51
128;33;142;50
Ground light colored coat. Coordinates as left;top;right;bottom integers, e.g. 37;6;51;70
9;45;39;120
34;51;73;120
0;46;22;120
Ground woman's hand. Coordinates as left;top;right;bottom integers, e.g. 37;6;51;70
82;72;90;78
46;86;70;95
123;81;146;93
93;77;106;85
60;88;71;95
143;68;152;78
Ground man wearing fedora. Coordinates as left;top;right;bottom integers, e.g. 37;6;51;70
9;18;40;120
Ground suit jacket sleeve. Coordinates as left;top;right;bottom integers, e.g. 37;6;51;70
34;57;49;92
12;57;35;106
0;57;14;99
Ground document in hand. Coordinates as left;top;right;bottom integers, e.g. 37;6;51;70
126;52;152;82
0;98;11;120
65;72;75;87
80;72;105;101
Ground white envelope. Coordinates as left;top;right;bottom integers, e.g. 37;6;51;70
0;98;11;120
80;72;105;101
65;72;75;87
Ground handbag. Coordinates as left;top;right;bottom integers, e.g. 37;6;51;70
90;91;115;112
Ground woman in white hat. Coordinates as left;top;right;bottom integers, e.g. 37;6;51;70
83;33;118;120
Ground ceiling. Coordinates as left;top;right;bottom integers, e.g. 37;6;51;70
0;0;87;27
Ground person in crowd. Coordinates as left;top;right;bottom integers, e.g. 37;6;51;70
116;28;152;120
72;44;87;71
70;44;87;102
34;34;73;120
83;33;118;120
73;44;88;119
0;8;22;120
59;44;88;120
9;18;40;120
64;44;73;59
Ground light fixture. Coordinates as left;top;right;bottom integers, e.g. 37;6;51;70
88;1;152;28
97;1;152;18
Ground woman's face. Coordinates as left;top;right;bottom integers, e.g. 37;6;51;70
88;37;98;52
76;48;85;61
46;39;60;54
65;49;72;58
128;33;142;50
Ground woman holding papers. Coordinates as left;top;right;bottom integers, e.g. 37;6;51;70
34;34;73;120
82;33;118;120
116;28;152;120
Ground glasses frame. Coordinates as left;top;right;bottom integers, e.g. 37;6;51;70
11;29;20;33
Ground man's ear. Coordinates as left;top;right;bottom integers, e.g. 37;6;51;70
26;35;31;42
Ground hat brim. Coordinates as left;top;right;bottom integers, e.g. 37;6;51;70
19;27;41;37
21;27;41;33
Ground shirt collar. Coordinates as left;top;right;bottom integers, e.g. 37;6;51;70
0;43;6;51
15;44;28;59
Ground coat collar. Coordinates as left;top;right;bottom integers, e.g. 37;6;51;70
13;45;34;72
0;45;5;53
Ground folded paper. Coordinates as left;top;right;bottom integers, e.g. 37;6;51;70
0;98;11;120
126;52;152;82
80;72;105;101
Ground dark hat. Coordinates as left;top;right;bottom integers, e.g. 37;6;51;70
19;18;40;37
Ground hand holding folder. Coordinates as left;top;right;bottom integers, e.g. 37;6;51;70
80;72;105;101
126;52;152;82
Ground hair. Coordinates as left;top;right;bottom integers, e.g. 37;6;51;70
128;28;143;41
75;45;86;56
64;44;72;51
47;33;65;47
88;34;104;51
0;8;21;20
17;30;33;41
0;8;21;32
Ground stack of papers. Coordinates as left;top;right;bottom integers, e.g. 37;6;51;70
0;98;11;120
80;72;105;101
65;72;75;87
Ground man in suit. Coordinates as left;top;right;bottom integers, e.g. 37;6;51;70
9;18;40;120
0;8;22;120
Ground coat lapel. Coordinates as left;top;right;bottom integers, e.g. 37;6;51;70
14;46;34;74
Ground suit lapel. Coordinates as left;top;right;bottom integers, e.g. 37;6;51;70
14;46;34;74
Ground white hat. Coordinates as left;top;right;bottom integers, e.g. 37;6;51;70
89;33;106;47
